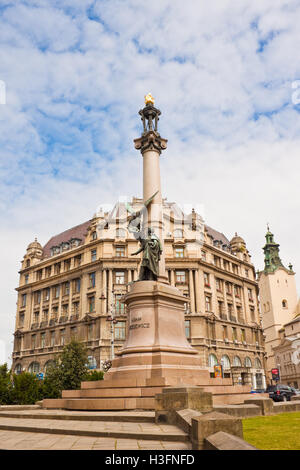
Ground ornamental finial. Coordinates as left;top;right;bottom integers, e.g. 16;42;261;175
144;93;155;106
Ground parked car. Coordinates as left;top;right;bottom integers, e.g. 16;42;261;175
290;387;300;396
250;388;266;394
267;384;296;402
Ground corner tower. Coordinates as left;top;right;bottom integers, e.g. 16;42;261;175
258;226;298;382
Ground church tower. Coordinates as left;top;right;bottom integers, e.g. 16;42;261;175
258;227;298;382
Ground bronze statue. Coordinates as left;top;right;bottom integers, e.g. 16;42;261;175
131;227;162;281
126;192;162;281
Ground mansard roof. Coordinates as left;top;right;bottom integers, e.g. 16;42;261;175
42;220;91;258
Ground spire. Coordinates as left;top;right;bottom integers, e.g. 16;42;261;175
262;226;284;273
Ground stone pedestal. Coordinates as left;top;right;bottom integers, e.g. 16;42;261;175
105;281;203;383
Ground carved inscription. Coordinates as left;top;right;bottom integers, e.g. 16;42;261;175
130;315;150;330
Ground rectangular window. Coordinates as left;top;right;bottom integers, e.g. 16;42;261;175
226;282;232;294
52;306;58;318
88;296;95;313
245;269;249;278
227;303;233;315
44;288;50;301
115;294;125;314
216;278;223;291
201;251;206;261
175;247;184;258
223;325;228;340
241;329;246;342
89;272;96;288
63;282;70;296
248;288;253;301
60;329;65;346
185;320;191;338
204;272;210;287
74;255;81;267
88;323;93;340
232;327;237;341
41;333;46;348
54;263;61;275
223;260;229;271
175;271;186;283
116;246;125;257
34;291;41;304
21;294;27;307
232;264;239;274
45;266;51;278
31;334;36;349
214;256;221;267
43;309;48;321
218;301;224;315
70;327;78;339
74;278;81;293
205;296;211;312
50;331;55;346
24;274;29;285
36;269;43;281
114;321;126;340
73;301;79;315
250;307;255;322
115;272;125;284
91;249;97;262
62;304;68;316
234;285;241;297
19;313;25;328
64;259;71;271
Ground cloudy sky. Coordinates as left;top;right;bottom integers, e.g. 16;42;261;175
1;0;300;364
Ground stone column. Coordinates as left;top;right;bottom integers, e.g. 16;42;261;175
128;269;132;283
189;269;195;313
134;100;168;283
170;269;175;286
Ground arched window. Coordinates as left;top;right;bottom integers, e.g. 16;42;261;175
221;355;231;370
244;357;252;368
116;228;126;238
28;362;40;374
282;299;288;308
254;358;262;369
44;360;55;373
208;354;218;367
233;356;242;367
14;364;22;375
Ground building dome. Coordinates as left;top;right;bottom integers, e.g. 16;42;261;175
27;238;42;251
230;233;246;252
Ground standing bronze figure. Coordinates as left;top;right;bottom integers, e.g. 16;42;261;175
126;192;162;281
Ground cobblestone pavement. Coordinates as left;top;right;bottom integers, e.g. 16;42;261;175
0;430;191;450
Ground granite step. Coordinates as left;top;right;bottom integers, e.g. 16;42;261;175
43;396;156;410
62;386;163;399
0;417;189;442
0;409;155;423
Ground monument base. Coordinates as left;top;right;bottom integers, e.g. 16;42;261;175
42;281;254;410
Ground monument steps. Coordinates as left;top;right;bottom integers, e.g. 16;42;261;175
0;409;156;423
0;414;189;442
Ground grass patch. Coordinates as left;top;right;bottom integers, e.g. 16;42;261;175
243;412;300;450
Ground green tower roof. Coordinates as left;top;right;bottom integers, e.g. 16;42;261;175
262;226;285;273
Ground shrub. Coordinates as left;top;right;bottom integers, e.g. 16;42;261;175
0;363;12;405
83;370;104;381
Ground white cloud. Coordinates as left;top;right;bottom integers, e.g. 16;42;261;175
1;0;300;364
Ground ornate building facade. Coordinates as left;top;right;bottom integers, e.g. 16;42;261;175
258;228;298;383
12;199;266;389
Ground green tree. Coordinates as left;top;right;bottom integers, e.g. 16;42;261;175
10;372;43;404
0;363;12;405
59;339;89;390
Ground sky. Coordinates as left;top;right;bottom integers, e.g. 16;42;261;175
1;0;300;364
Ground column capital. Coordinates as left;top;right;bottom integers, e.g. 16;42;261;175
134;131;167;155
